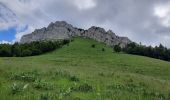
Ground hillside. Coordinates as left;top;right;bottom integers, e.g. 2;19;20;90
0;38;170;100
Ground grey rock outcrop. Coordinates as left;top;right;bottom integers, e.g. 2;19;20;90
20;21;132;47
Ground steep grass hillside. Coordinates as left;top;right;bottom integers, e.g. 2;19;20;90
0;38;170;100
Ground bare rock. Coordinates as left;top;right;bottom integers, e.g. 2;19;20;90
20;21;132;48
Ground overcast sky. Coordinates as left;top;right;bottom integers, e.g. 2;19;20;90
0;0;170;47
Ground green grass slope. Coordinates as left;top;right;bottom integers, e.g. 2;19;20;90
0;38;170;100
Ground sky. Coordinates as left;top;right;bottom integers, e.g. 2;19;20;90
0;0;170;47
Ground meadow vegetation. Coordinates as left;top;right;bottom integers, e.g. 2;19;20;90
0;38;170;100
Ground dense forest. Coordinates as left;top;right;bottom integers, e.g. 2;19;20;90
122;42;170;61
0;40;70;57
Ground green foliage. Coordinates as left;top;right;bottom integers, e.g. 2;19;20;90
98;72;105;76
0;40;70;57
123;42;170;61
11;83;26;95
0;44;12;57
22;49;32;57
10;71;39;82
62;40;70;45
59;87;72;99
52;70;79;82
33;79;53;90
114;44;121;52
106;82;166;99
31;49;42;55
53;70;71;79
40;93;51;100
11;43;22;56
168;93;170;100
0;38;170;100
91;44;96;48
71;83;93;92
102;48;105;52
69;76;79;82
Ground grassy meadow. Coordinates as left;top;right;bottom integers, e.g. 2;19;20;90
0;38;170;100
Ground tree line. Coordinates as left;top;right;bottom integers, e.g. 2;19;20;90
0;40;70;57
114;42;170;61
1;39;170;61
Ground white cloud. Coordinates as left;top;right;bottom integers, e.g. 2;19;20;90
154;3;170;27
1;0;52;42
0;22;17;30
0;40;12;44
154;6;169;18
14;25;35;42
1;0;50;28
72;0;97;10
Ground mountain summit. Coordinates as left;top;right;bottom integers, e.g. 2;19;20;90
20;21;131;47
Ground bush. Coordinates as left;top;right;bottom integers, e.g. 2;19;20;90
69;76;79;82
10;71;39;82
63;39;70;45
71;83;93;92
11;83;28;94
102;48;105;52
22;49;32;57
91;44;96;48
114;45;121;52
40;93;51;100
33;79;53;90
31;49;42;55
59;87;72;98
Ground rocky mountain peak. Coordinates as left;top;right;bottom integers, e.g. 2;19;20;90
107;30;115;34
54;21;69;26
88;26;106;34
20;21;132;48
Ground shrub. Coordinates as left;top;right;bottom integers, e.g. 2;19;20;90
22;49;32;57
59;87;72;99
114;45;121;52
102;48;105;52
69;76;79;82
10;71;39;82
33;79;53;90
71;83;93;92
31;49;42;55
63;39;70;45
11;83;25;94
40;93;51;100
91;44;96;48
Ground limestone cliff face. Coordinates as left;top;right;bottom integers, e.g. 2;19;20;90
20;21;131;47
